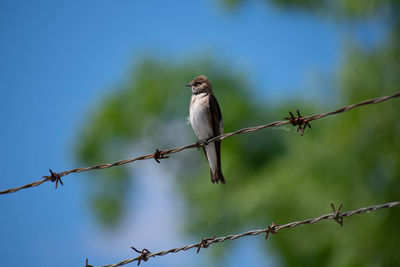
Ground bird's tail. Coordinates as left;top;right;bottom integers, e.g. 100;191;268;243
211;167;225;184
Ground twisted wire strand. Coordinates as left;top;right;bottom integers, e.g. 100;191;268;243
1;91;399;195
95;201;400;267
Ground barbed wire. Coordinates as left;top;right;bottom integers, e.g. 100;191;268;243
83;201;400;267
1;91;399;195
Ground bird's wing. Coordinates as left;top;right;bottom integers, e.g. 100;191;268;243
207;93;225;184
208;93;223;136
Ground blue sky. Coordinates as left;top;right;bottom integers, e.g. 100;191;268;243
0;1;385;266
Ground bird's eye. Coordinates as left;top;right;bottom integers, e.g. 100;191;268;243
195;82;201;86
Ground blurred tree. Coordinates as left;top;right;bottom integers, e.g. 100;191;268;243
76;57;284;227
222;0;399;20
76;1;400;266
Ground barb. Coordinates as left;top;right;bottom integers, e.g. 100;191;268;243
97;201;400;267
86;259;93;267
330;202;343;226
1;91;399;195
153;149;169;163
285;110;311;136
43;169;64;189
264;222;277;239
196;235;215;253
130;246;151;266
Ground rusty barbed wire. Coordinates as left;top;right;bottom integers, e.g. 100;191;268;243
1;91;399;195
93;201;400;267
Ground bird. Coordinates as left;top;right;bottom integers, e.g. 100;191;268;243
186;75;225;184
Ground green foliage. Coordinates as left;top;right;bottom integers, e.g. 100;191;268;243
221;0;399;19
75;56;275;226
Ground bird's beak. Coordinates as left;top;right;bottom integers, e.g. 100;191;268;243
185;84;191;87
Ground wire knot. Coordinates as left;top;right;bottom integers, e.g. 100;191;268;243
265;222;278;239
131;246;151;266
330;202;343;226
285;110;311;136
153;149;169;163
43;169;63;189
196;235;215;253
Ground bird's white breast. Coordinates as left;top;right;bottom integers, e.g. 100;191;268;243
189;93;213;140
189;93;219;173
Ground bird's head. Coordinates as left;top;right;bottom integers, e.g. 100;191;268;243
185;75;212;94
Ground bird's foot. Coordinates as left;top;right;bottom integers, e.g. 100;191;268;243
196;138;207;149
